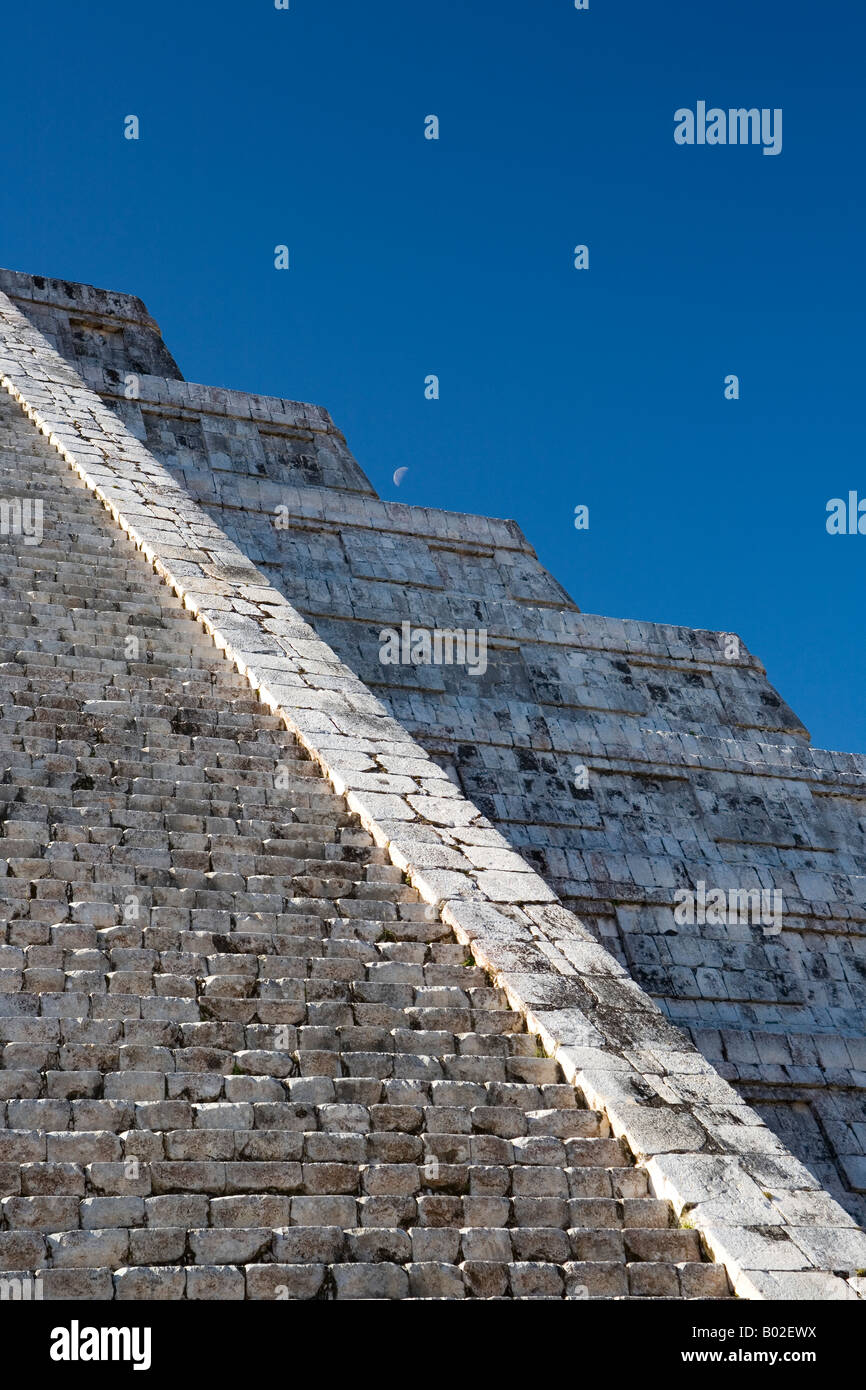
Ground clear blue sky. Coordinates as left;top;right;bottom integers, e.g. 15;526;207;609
1;0;863;752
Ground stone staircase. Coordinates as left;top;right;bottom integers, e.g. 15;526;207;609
0;389;731;1299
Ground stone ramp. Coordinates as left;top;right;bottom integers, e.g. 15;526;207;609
0;391;730;1299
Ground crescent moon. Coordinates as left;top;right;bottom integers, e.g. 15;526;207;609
393;467;409;487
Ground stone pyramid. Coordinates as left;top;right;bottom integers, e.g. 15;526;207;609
0;269;863;1300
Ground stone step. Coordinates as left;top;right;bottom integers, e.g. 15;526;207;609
0;1221;703;1268
0;1257;730;1300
